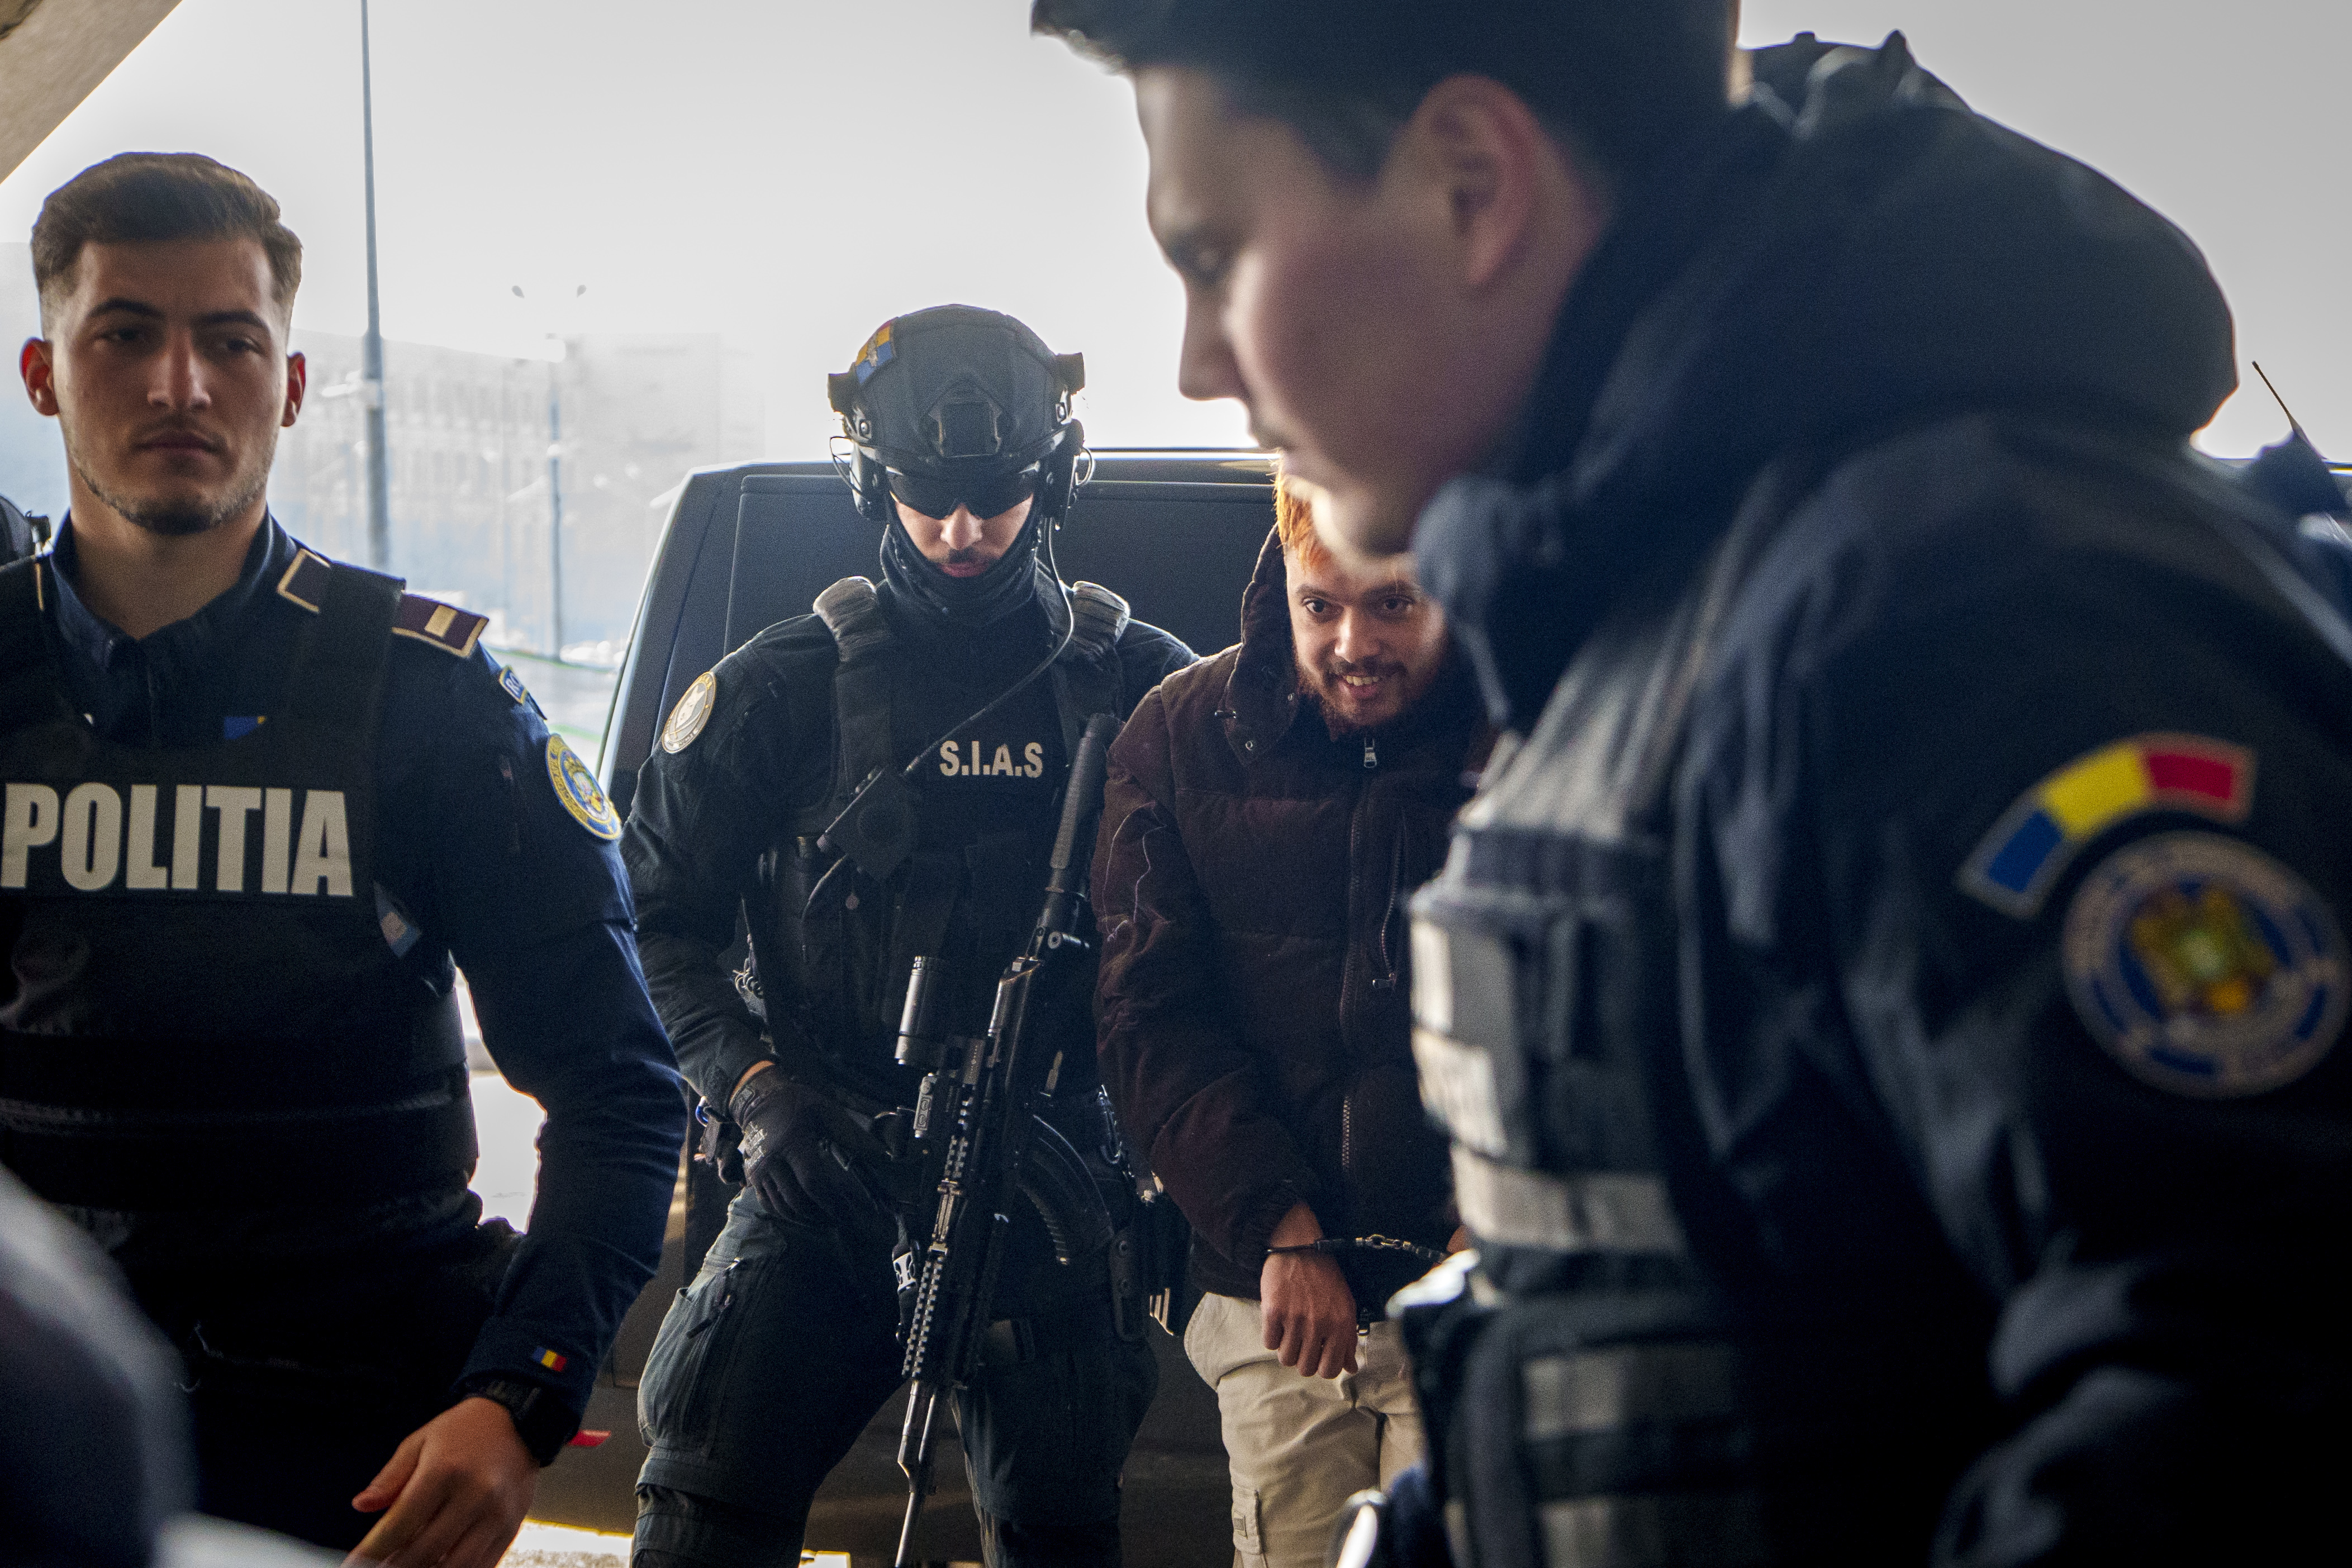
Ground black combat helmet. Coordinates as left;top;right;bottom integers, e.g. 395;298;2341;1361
830;305;1089;627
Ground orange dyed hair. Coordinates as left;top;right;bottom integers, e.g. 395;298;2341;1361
1274;473;1332;568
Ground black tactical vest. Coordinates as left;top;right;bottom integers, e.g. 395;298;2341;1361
746;576;1132;1106
1401;486;1800;1568
0;555;476;1214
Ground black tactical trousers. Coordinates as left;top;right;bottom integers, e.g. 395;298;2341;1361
128;1219;519;1550
633;1186;1157;1568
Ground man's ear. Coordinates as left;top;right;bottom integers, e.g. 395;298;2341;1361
20;338;56;417
1395;74;1555;294
282;349;306;427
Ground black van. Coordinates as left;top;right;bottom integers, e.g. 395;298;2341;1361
548;452;1275;1562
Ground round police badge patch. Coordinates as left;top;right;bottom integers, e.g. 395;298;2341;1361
545;735;623;841
661;671;716;754
2061;831;2346;1097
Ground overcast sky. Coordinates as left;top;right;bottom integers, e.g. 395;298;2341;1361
1;0;2344;459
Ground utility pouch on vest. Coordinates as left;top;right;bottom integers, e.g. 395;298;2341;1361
1397;469;1824;1568
1398;1266;1769;1568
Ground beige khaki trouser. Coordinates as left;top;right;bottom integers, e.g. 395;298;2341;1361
1184;1289;1426;1568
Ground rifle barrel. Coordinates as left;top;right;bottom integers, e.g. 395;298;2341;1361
1041;713;1119;932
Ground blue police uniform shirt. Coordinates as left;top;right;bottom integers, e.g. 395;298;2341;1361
31;514;685;1413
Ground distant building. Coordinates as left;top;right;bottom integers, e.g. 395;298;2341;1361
0;244;766;655
277;330;765;654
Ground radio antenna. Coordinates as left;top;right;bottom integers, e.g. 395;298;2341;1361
2252;361;2308;440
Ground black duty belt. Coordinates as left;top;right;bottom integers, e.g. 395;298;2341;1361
0;1063;477;1211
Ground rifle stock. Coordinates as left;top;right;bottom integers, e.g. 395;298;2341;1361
892;713;1121;1567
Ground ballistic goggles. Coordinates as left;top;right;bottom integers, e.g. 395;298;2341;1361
886;464;1040;522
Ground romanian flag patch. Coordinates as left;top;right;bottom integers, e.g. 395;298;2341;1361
532;1347;569;1374
1960;734;2254;918
853;320;896;384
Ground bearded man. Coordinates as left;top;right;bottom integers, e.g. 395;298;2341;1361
1090;484;1483;1568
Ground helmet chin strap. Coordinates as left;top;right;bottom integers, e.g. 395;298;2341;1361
878;506;1049;629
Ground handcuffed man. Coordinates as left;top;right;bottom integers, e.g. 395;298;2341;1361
1091;484;1481;1568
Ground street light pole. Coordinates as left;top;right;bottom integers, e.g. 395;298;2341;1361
358;0;392;572
512;282;583;660
545;358;564;658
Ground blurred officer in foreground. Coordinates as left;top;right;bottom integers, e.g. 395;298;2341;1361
0;1163;189;1567
624;305;1192;1567
1038;4;2352;1564
6;153;684;1563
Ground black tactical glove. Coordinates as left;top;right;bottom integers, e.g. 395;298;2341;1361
729;1066;892;1242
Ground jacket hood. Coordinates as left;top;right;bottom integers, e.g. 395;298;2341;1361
1419;34;2238;728
1225;525;1480;761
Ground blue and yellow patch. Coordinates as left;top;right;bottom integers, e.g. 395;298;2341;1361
853;321;896;385
2061;831;2345;1097
1961;734;2253;918
498;663;531;707
545;735;621;841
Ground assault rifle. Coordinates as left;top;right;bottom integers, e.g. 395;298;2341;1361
890;712;1122;1568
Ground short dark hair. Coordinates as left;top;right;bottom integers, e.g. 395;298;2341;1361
1033;0;1736;189
31;153;302;324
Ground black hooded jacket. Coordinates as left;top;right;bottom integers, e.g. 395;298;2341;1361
1413;37;2351;1567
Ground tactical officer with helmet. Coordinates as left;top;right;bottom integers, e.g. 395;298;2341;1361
625;305;1192;1567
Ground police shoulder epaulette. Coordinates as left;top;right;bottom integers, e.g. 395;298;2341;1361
392;590;488;658
273;547;334;611
813;576;893;666
273;548;487;659
1065;581;1130;663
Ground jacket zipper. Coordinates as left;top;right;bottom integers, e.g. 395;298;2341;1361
1339;769;1365;1184
1362;735;1377;770
1377;829;1405;989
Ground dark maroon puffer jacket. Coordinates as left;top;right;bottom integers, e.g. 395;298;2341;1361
1090;531;1488;1300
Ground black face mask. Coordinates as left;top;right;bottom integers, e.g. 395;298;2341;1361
879;506;1048;629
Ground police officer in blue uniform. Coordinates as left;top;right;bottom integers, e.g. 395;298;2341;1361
1037;5;2352;1564
4;154;683;1565
624;306;1192;1567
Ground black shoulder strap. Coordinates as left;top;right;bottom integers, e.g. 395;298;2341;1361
812;575;900;820
280;557;403;738
1047;580;1128;761
0;558;67;737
